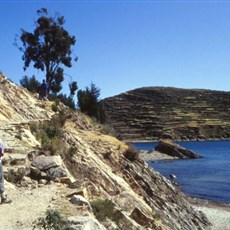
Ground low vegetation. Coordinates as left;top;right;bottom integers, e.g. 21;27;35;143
32;209;71;230
91;199;123;224
123;144;139;161
29;112;66;154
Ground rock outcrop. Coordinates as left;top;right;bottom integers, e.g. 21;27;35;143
155;140;203;159
103;87;230;141
0;73;211;229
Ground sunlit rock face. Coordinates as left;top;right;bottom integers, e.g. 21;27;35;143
0;74;211;229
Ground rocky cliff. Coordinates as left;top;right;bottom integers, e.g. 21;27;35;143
103;87;230;141
0;73;210;229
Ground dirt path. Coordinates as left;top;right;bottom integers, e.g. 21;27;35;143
0;183;60;230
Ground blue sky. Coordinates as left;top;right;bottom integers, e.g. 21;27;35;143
1;1;230;99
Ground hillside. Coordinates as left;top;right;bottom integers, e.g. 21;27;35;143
0;73;211;229
103;87;230;141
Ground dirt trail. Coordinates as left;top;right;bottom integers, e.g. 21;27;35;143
0;183;60;230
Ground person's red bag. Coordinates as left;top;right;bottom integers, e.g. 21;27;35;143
0;148;3;157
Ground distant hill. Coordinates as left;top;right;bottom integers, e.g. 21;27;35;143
103;87;230;141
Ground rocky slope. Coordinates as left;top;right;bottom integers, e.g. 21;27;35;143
103;87;230;141
0;73;211;229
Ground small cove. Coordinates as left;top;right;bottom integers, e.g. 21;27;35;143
132;141;230;204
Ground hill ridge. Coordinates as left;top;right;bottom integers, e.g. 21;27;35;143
103;86;230;141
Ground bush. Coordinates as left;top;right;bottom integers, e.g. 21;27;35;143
91;199;122;224
20;75;40;93
66;146;78;159
123;144;139;161
33;209;71;230
51;102;59;112
49;93;76;110
100;123;116;136
29;113;67;153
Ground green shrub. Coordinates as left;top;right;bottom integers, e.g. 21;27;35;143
20;75;40;93
123;144;139;161
29;113;67;153
100;123;116;136
91;199;122;224
66;146;78;159
33;209;71;230
153;213;160;221
49;93;76;110
51;102;59;112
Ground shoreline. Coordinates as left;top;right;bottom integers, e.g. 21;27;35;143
139;150;179;161
127;138;230;143
190;198;230;230
140;150;230;205
188;197;230;210
140;150;230;229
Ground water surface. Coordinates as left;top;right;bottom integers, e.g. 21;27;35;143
132;141;230;204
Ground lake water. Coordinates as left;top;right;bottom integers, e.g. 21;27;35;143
132;141;230;204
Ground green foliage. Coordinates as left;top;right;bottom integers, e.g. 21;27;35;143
56;93;76;110
91;199;123;224
20;75;40;93
33;209;71;230
100;123;116;136
69;81;78;97
77;82;102;119
17;8;76;95
153;213;160;221
62;146;78;162
123;144;139;161
51;101;59;112
49;80;78;110
66;146;78;158
29;113;66;153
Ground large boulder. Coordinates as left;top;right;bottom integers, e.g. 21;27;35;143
48;166;68;179
32;155;63;171
155;140;202;159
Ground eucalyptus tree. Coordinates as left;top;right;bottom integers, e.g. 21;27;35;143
17;8;77;94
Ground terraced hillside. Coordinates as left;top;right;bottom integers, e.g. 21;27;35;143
103;87;230;141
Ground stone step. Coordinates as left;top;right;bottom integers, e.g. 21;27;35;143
4;147;30;153
2;153;28;166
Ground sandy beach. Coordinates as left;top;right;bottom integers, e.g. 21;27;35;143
140;150;230;230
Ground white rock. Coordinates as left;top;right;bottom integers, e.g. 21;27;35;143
67;216;106;230
69;195;92;210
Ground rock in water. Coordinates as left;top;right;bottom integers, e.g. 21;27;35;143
155;140;203;159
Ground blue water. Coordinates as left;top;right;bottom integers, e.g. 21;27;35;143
132;141;230;204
